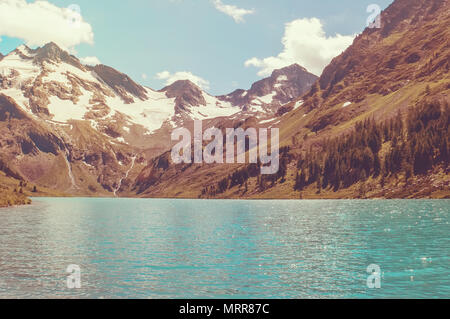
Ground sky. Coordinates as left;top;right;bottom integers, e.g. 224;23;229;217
0;0;394;95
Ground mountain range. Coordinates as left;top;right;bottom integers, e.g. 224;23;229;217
0;40;317;203
0;0;449;206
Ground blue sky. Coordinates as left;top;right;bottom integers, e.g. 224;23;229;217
0;0;394;95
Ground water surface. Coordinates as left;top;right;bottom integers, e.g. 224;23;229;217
0;198;448;298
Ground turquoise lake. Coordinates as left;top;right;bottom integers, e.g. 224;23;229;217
0;198;448;298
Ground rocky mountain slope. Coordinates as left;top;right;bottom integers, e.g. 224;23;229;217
0;42;316;197
132;0;449;199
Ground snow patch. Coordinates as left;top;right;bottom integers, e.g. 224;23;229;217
0;52;40;84
104;88;176;133
294;100;304;110
1;88;33;114
45;62;99;84
342;101;352;108
189;93;240;119
259;118;276;124
47;88;94;122
258;91;277;104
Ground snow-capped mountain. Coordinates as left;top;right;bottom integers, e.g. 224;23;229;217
219;64;318;115
0;43;317;139
159;79;241;125
0;42;242;139
0;42;318;196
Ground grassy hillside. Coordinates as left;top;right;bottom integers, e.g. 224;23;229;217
201;100;449;199
0;174;31;207
132;0;450;200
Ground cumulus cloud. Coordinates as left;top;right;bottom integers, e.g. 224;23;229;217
80;56;101;66
212;0;254;23
0;0;94;50
156;71;210;90
245;18;355;76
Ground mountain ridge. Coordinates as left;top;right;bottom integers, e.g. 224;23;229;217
219;63;318;114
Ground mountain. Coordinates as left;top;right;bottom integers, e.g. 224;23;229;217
0;43;192;138
304;0;449;115
0;43;159;196
132;0;449;199
0;42;315;199
0;42;313;139
219;64;317;115
159;79;241;124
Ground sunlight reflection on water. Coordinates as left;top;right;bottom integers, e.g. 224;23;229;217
0;198;448;298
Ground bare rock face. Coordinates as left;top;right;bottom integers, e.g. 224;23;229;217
160;80;207;114
33;42;85;70
219;63;318;114
0;94;28;120
0;53;3;61
93;64;148;103
315;0;449;105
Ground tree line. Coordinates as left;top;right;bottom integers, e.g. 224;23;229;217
201;99;449;197
294;99;449;192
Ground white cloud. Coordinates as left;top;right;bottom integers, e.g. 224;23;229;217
245;18;355;76
0;0;94;50
142;73;148;80
80;56;101;66
212;0;254;23
156;71;210;90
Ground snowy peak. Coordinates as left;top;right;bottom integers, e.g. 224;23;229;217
270;63;312;88
93;64;148;103
33;42;85;71
249;63;317;103
35;42;65;61
161;79;202;96
160;80;206;113
0;42;240;139
161;80;204;99
158;79;240;120
219;63;318;114
0;43;313;146
271;63;308;76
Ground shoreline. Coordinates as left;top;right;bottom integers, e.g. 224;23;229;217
0;195;31;208
28;196;449;201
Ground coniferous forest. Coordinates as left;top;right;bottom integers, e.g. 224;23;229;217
202;99;449;197
294;99;449;192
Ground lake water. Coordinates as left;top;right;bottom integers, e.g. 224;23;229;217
0;198;448;299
